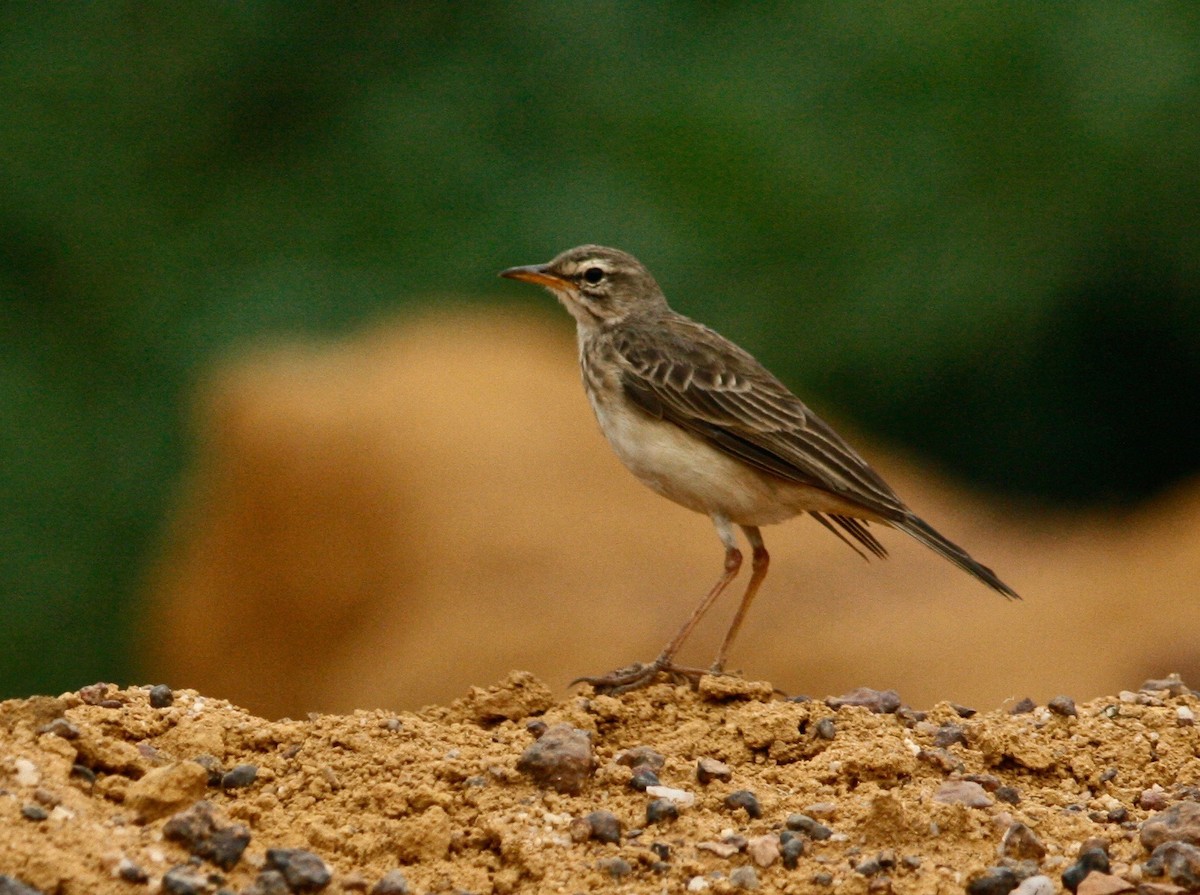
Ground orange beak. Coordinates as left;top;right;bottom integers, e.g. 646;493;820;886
498;264;569;289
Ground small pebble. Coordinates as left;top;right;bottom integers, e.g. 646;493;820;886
697;757;733;785
786;813;832;840
1141;674;1189;697
1012;875;1056;895
724;790;762;819
265;848;332;892
1062;847;1110;893
1141;801;1200;849
1075;873;1134;894
37;718;80;740
597;857;631;878
163;801;251;871
933;780;993;808
1139;788;1171;812
730;865;759;890
826;687;902;714
244;870;290;895
1177;706;1196;727
117;859;149;884
645;785;695;807
646;799;678;824
999;822;1047;861
650;842;670;862
951;703;977;718
747;835;779;868
1105;806;1128;824
1009;697;1037;715
515;724;594;795
781;837;804;868
525;719;547;738
20;805;47;822
584;810;622;844
1048;695;1078;717
370;870;410;895
812;872;834;886
220;764;258;790
616;746;665;771
149;684;175;708
995;786;1022;805
13;759;39;787
933;723;967;748
856;857;884;876
814;718;836;740
629;766;660;791
966;866;1018;895
161;865;210;895
687;877;709;892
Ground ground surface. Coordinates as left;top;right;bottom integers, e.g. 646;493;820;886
2;672;1199;894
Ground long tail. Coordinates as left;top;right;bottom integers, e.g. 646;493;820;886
894;513;1020;600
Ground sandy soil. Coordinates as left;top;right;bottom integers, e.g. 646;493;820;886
3;672;1200;894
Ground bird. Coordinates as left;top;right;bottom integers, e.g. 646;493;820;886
500;245;1018;694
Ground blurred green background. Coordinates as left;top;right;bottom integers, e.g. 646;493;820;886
2;3;1198;700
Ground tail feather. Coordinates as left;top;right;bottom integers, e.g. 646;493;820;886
895;513;1020;600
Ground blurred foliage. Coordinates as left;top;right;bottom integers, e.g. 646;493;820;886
1;2;1198;698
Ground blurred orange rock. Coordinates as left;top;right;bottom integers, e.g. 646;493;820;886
142;307;1200;717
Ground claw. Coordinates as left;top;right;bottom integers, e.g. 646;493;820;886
571;660;715;696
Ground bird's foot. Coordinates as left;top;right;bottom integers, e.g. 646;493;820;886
571;658;711;696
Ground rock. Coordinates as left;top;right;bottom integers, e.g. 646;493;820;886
161;864;210;895
244;870;290;895
786;813;832;840
647;799;678;824
13;759;39;787
747;835;779;868
370;870;410;895
220;764;258;790
597;857;631;878
126;761;209;822
629;766;660;791
966;867;1018;895
995;786;1021;805
265;848;332;892
163;801;251;870
1136;882;1189;895
933;780;994;808
1009;698;1037;714
814;718;837;740
724;790;762;819
1141;675;1189;697
1063;848;1111;893
515;724;593;795
645;785;695;807
934;723;968;748
116;859;148;884
781;836;804;869
1000;822;1048;861
20;805;47;822
615;746;665;771
0;877;45;895
148;684;175;708
826;687;902;714
1075;872;1134;894
1145;841;1200;889
1141;789;1172;812
698;840;741;858
583;810;622;844
730;865;759;889
697;757;733;784
1012;876;1056;895
1048;696;1078;717
1143;803;1200;850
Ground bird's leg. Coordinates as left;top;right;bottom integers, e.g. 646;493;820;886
711;526;769;673
573;516;743;695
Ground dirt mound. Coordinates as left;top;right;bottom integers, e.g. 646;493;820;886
2;673;1199;894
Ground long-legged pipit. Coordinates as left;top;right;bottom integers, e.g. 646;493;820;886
501;245;1018;693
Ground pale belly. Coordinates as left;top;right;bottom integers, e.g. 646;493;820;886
589;394;870;527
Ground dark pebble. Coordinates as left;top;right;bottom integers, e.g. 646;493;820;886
584;810;622;844
814;718;837;740
965;866;1017;895
597;857;632;878
696;757;733;785
161;865;214;895
118;861;149;884
650;842;670;862
646;799;678;824
788;694;812;703
781;837;805;869
243;870;290;895
515;724;594;795
525;719;547;738
994;786;1021;805
616;746;665;771
1099;767;1118;784
897;707;927;726
193;755;224;787
36;718;80;740
650;861;670;874
1047;695;1077;717
1008;697;1036;715
933;723;967;748
0;878;45;895
855;857;884;876
1141;674;1190;697
813;872;834;886
629;766;659;791
730;866;759;889
220;764;258;790
370;870;410;895
724;789;762;819
265;848;332;892
163;801;251;871
951;703;977;718
1144;840;1200;889
786;813;832;840
69;764;96;787
998;822;1046;861
1106;806;1128;823
826;687;902;714
149;684;175;708
1061;847;1109;893
20;805;47;822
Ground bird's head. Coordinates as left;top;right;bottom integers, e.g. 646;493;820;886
500;245;667;329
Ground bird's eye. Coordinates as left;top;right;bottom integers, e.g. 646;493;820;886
582;266;605;285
